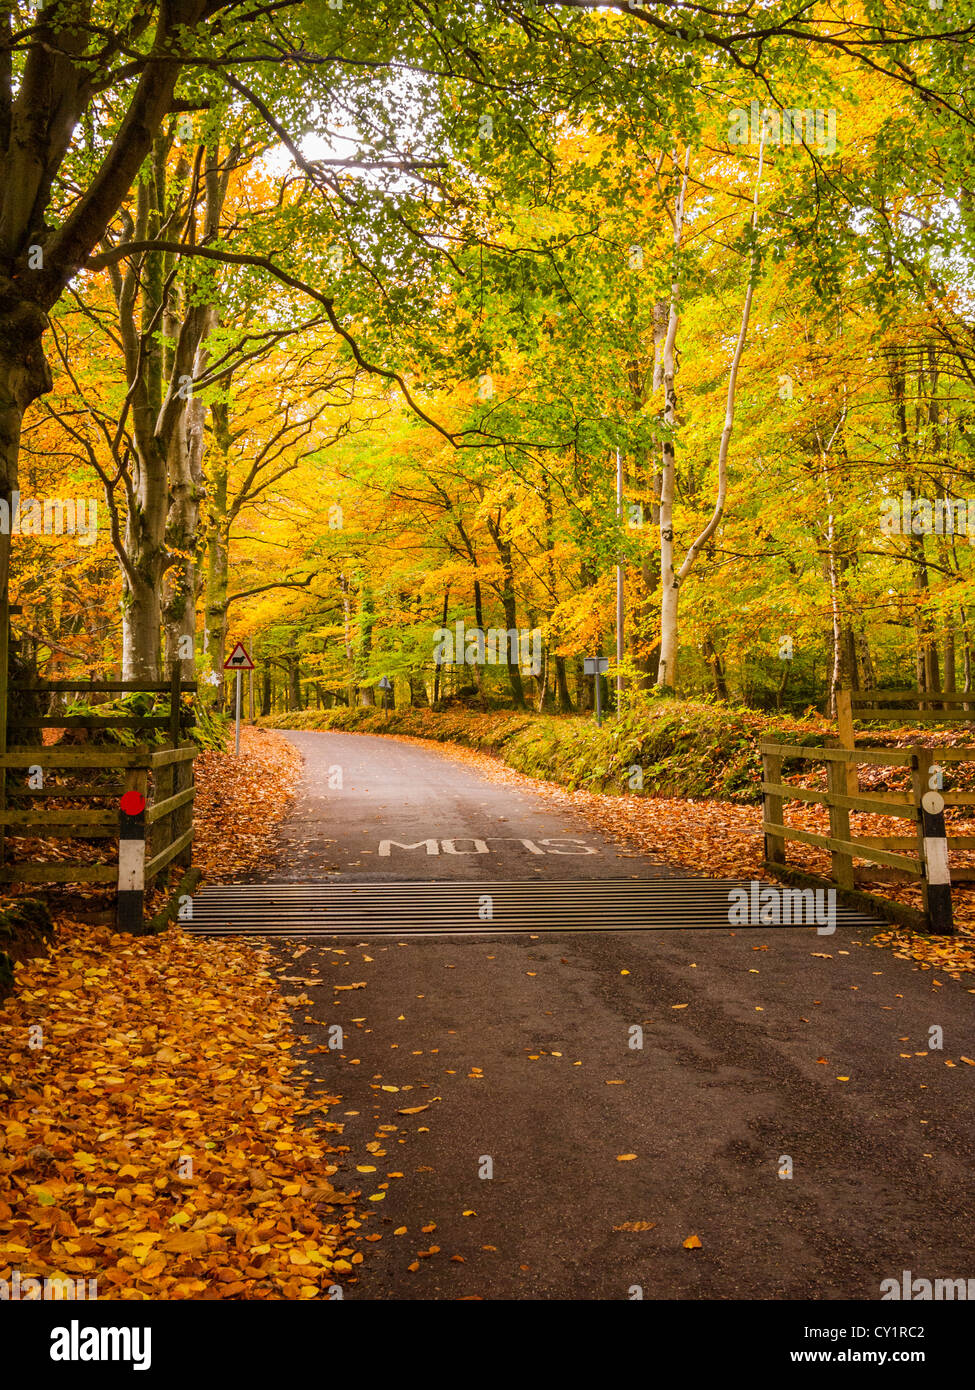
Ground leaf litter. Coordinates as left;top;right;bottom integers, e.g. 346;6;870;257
0;728;370;1299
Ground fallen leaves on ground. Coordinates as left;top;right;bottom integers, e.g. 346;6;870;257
0;920;364;1299
192;727;303;882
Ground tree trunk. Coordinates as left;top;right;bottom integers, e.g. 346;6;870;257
702;636;729;700
554;655;574;712
944;620;956;693
163;373;208;676
356;576;375;704
261;665;271;717
483;515;526;709
121;572;163;680
163;142;235;676
533;644;549;712
340;573;356;705
910;532;940;693
407;671;428;707
659;143;762;691
633;307;666;692
433;587;449;705
854;632;875;690
825;502;845;716
0;0;195;607
109;147;214;680
288;658;302;711
120;430;169;680
0;319;52;602
636;471;663;692
205;401;232;705
576;655;592;711
499;566;526;708
960;607;973;709
656;254;681;690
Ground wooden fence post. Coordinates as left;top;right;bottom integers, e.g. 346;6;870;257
826;757;854;889
912;749;954;934
835;688;858;796
167;661;187;870
762;749;786;866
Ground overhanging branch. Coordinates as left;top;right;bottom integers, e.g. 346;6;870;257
226;574;315;608
84;239;494;448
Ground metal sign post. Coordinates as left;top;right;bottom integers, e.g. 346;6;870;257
583;656;609;728
224;642;254;754
378;675;393;716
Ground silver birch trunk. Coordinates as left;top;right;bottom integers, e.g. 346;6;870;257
657;139;766;690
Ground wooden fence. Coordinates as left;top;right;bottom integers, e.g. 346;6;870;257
760;741;966;934
837;688;975;739
0;664;198;932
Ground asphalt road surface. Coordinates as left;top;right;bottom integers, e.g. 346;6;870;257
262;730;975;1300
262;729;686;881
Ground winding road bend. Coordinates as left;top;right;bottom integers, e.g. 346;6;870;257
260;729;687;882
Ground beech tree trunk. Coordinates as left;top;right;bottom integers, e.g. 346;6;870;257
554;655;573;712
357;576;375;705
104;136;219;680
163;311;213;677
487;522;526;709
0;333;51;599
409;672;430;707
205;402;231;706
0;0;206;607
658;143;763;692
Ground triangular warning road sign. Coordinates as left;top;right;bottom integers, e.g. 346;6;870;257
224;641;254;671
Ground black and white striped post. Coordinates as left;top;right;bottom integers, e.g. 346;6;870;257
919;788;954;936
118;789;147;933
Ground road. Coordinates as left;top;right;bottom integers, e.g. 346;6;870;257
262;729;685;881
263;730;975;1300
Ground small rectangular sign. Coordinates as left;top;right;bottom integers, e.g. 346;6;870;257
584;657;609;676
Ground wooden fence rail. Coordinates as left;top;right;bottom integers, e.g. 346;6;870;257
0;665;198;931
760;741;960;934
847;688;975;722
835;687;975;744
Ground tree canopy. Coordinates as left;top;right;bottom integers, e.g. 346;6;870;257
4;0;974;713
